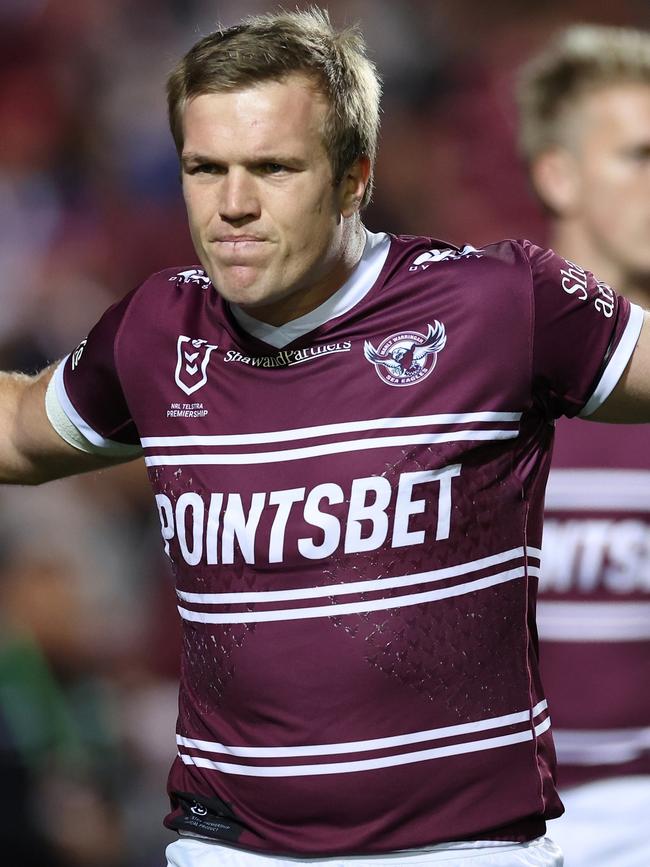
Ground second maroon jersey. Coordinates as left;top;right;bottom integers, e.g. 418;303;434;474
539;418;650;789
48;233;642;855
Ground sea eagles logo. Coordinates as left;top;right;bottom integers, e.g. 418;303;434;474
175;336;218;395
364;322;447;387
170;269;211;287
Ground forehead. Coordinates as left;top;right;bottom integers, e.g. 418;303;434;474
181;74;329;156
572;82;650;144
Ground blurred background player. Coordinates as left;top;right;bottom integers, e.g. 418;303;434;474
517;24;650;866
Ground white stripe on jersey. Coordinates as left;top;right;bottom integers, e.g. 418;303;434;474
536;600;650;641
176;709;550;778
177;563;540;625
553;726;650;765
140;411;522;448
177;545;541;604
177;566;537;624
580;302;645;417
545;468;650;511
145;429;519;467
48;359;142;456
177;700;548;759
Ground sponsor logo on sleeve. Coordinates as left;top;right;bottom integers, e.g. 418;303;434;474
560;261;589;301
71;339;87;370
595;281;615;318
364;321;447;386
175;336;217;396
409;245;483;271
560;260;615;317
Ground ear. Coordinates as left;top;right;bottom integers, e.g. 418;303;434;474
530;147;581;215
339;155;371;217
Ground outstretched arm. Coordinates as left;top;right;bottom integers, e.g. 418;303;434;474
589;311;650;423
0;365;133;485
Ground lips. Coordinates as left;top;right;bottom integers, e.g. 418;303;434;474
211;235;266;243
210;236;269;263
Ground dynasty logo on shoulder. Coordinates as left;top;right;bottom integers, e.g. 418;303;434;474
169;268;212;287
408;245;483;271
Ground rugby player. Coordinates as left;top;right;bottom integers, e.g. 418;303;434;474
1;10;650;866
517;24;650;866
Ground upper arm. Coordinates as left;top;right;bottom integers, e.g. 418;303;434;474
4;286;146;485
2;364;134;485
587;310;650;423
526;242;637;419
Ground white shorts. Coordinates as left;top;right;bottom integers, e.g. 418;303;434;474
165;836;563;867
547;775;650;867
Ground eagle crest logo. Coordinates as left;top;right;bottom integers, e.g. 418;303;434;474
364;321;446;387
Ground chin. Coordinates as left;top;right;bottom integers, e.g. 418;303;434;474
211;267;264;298
224;283;274;308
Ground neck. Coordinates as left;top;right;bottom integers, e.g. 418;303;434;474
238;216;367;327
549;221;650;308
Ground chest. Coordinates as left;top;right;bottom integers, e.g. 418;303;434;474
127;280;531;442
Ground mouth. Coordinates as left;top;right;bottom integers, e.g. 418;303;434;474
212;234;266;244
209;236;270;263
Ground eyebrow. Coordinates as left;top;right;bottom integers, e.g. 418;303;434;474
181;152;213;167
181;152;308;169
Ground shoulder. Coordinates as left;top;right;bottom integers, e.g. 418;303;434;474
119;265;215;325
105;265;216;360
385;234;534;274
380;236;537;311
133;265;212;297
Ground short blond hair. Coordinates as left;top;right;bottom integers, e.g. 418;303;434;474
167;7;381;207
517;24;650;161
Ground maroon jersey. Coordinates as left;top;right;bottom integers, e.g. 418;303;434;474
538;418;650;788
48;233;642;856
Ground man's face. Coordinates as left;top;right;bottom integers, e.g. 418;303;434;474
559;83;650;279
180;75;362;326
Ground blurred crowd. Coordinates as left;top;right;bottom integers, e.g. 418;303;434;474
1;1;649;865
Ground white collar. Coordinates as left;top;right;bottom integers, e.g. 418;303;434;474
229;229;390;349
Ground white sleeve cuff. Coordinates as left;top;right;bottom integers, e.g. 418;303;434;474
579;303;645;418
45;358;142;457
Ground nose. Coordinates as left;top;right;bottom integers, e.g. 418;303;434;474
218;168;260;225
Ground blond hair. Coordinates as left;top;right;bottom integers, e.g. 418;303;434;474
517;24;650;161
167;7;381;207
